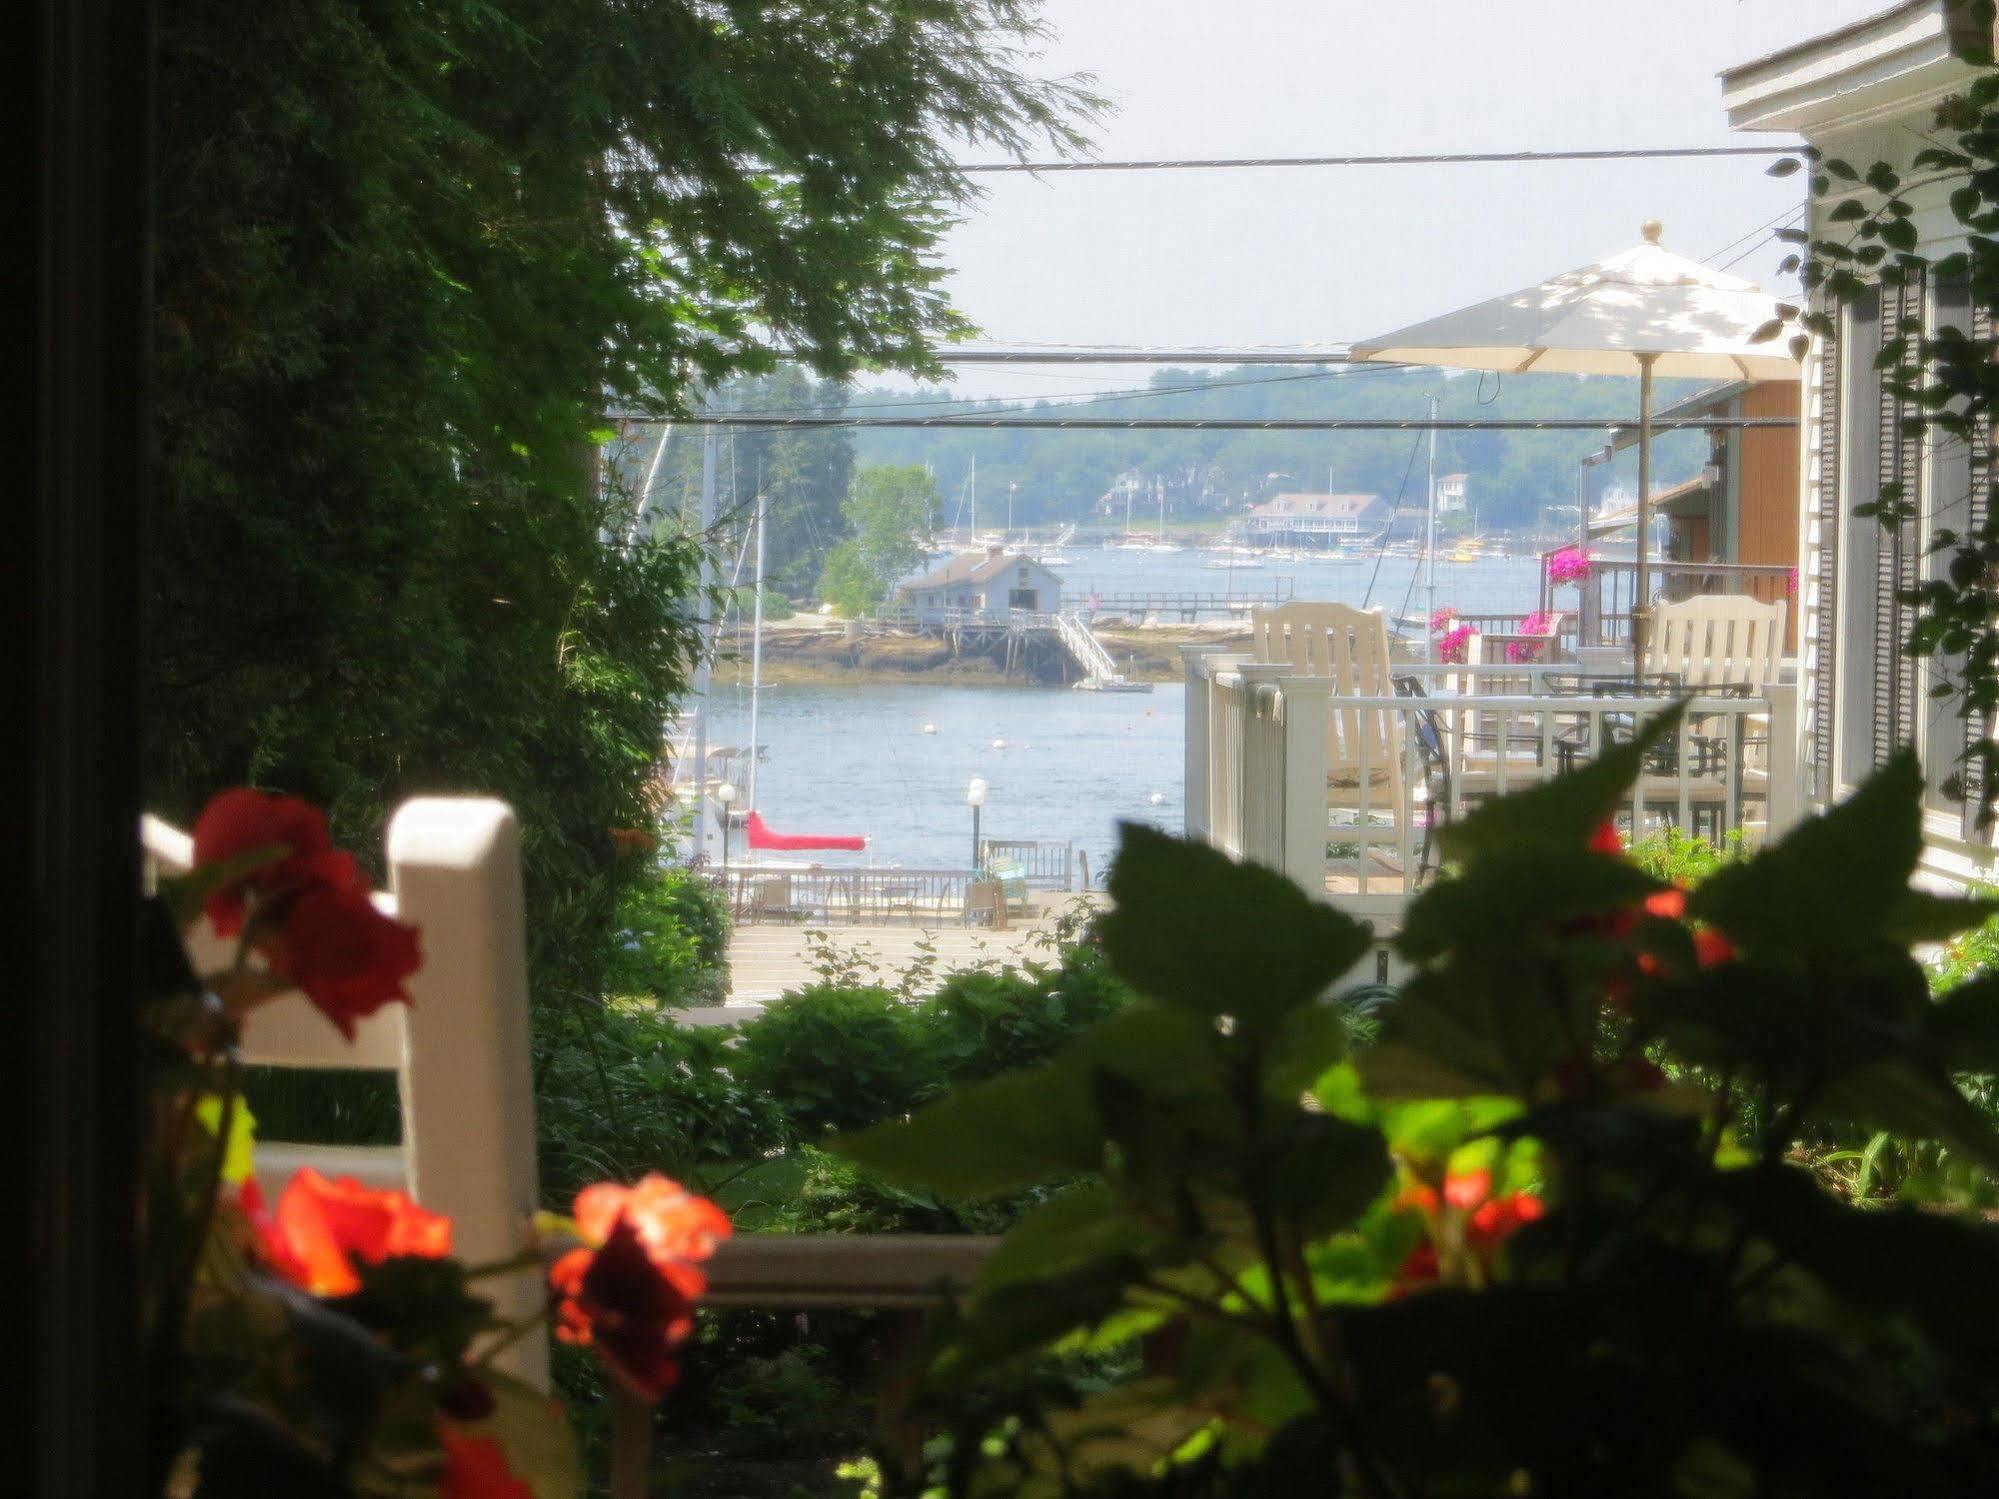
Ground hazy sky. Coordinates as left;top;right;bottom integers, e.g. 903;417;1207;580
919;0;1891;398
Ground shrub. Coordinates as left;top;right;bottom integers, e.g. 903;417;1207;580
731;983;937;1138
922;944;1132;1084
601;864;731;1006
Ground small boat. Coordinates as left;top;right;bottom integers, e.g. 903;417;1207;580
1203;556;1264;570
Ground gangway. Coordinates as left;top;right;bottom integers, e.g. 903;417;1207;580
1054;611;1152;693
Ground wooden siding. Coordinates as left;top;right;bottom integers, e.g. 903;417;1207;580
1735;381;1802;652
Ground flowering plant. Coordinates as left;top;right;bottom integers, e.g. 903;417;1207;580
143;789;727;1499
838;723;1999;1494
1545;544;1593;586
1427;605;1460;633
1437;621;1477;664
1506;608;1560;663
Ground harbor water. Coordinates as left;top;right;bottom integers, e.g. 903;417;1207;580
704;550;1563;875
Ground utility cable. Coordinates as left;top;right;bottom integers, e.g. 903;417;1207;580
954;145;1793;175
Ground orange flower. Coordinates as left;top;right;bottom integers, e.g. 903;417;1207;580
243;1168;452;1297
1442;1169;1491;1212
1642;886;1688;921
550;1175;731;1403
1588;821;1624;856
436;1426;532;1499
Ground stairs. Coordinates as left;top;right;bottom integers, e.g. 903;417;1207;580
1054;611;1152;693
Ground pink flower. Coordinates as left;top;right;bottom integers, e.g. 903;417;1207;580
1429;605;1461;633
1546;546;1593;586
1507;610;1560;663
1438;623;1477;665
1786;566;1799;598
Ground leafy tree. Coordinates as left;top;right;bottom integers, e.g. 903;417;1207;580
145;0;1091;1000
819;463;940;614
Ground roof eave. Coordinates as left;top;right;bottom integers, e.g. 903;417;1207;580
1721;0;1987;135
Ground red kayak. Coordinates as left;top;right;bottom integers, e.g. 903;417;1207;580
743;811;866;853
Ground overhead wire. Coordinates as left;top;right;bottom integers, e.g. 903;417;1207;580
954;145;1793;175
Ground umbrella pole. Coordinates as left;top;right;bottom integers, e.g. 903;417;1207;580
1631;353;1658;682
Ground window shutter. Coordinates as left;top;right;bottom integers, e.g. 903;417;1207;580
1813;313;1840;795
1963;293;1994;836
1874;270;1926;769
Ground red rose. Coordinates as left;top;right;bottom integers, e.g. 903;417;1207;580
260;882;421;1039
436;1426;533;1499
243;1168;452;1297
549;1174;731;1403
191;787;340;937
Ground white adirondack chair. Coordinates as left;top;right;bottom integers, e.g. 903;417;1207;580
1250;602;1410;880
142;798;548;1388
1643;595;1787;690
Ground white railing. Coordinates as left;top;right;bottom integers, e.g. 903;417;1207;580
1184;653;1802;924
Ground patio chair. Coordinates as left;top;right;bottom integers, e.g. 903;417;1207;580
1642;595;1786;691
1251;602;1411;885
141;799;548;1388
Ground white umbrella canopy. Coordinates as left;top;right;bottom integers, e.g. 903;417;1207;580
1350;222;1802;668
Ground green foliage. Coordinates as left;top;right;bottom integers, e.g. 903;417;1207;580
819;464;942;614
733;984;940;1139
533;996;789;1205
601;864;732;1007
1625;825;1746;887
838;750;1999;1497
147;0;1092;1011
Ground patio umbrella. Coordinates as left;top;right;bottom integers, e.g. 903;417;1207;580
1350;221;1801;666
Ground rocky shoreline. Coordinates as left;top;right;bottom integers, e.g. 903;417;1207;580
717;618;1252;687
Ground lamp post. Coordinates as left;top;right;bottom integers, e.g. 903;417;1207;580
717;782;737;878
966;776;987;871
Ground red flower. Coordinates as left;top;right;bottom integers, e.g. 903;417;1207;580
1693;927;1736;967
1467;1191;1545;1253
1588;821;1623;856
549;1175;731;1403
243;1168;452;1297
260;882;421;1040
436;1426;533;1499
191;788;340;937
1390;1243;1440;1297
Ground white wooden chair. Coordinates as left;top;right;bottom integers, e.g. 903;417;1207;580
1643;595;1787;691
142;798;548;1388
1251;602;1411;883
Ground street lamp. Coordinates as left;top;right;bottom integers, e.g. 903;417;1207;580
966;776;987;871
717;782;737;878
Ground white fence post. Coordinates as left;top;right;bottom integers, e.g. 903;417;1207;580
387;798;547;1389
1180;645;1245;841
1765;680;1802;840
1275;676;1332;897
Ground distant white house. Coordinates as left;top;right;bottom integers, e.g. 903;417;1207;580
1436;473;1469;515
895;548;1064;625
1238;493;1388;543
1723;0;1997;884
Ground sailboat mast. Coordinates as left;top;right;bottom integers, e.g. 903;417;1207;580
1424;395;1439;664
748;486;765;811
969;453;977;538
1156;476;1166;540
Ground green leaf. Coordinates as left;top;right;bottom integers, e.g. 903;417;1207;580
1359;967;1573;1099
834;1062;1103;1197
1689;752;1923;957
1884;889;1999;946
336;1255;497;1365
1814;1057;1999;1170
195;1093;258;1185
1102;823;1372;1037
1262;1001;1351;1101
479;1369;584;1499
1252;1114;1391;1235
1398;848;1659;961
1435;707;1685;864
975;1186;1159;1295
1924;973;1999;1072
1765;157;1802;178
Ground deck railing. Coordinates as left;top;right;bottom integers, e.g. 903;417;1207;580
710;865;990;924
1184;650;1802;923
979;837;1075;890
1542;557;1795;648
